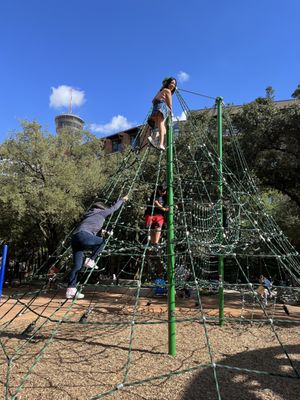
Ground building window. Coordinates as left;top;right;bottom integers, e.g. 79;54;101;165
112;139;122;153
57;121;82;129
130;134;139;149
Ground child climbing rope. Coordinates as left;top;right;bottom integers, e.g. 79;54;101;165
144;185;168;247
257;274;273;306
66;195;128;299
147;77;177;151
259;274;272;296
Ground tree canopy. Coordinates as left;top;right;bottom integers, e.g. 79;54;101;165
0;121;112;259
232;97;300;207
292;84;300;99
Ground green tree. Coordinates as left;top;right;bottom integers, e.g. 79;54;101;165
0;121;111;259
265;86;275;100
261;189;300;249
292;84;300;99
232;97;300;207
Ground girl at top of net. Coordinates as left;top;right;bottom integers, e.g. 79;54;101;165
147;77;177;151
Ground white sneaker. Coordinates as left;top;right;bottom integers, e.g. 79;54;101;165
84;258;98;269
66;287;84;299
159;144;165;151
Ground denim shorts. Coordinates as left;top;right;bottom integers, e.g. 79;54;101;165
148;101;171;128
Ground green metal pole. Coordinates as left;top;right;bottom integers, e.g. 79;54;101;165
166;115;176;356
216;97;224;326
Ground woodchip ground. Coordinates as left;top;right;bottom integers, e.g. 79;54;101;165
0;289;299;400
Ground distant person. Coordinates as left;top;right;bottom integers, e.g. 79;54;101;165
144;186;168;246
47;264;60;289
10;258;17;283
5;258;14;287
147;77;177;151
66;195;128;299
259;274;272;296
19;261;27;284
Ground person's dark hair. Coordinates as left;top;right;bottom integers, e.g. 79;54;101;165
160;76;177;94
92;201;107;210
157;185;167;193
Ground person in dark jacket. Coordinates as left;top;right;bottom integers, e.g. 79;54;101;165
66;195;128;299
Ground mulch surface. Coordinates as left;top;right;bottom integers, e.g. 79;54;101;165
0;288;299;399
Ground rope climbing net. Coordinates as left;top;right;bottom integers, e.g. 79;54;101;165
0;90;299;400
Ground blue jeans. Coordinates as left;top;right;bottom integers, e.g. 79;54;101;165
68;231;105;287
263;285;272;296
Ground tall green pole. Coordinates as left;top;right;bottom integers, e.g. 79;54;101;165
216;97;224;326
166;115;176;356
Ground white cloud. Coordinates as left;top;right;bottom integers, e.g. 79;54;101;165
173;111;187;121
90;115;134;135
49;85;86;109
177;71;190;83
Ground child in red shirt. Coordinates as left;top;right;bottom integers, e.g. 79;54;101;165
144;186;168;245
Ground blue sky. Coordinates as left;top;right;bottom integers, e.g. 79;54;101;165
1;0;299;142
